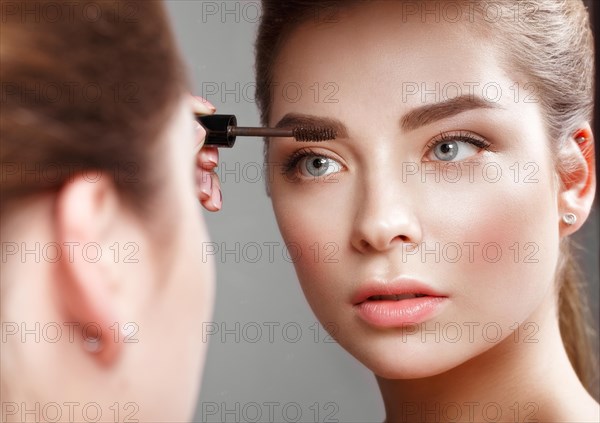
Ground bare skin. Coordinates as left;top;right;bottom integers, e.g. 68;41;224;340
2;96;219;423
264;4;598;422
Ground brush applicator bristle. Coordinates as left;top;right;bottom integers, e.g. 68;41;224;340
291;126;337;142
197;114;337;147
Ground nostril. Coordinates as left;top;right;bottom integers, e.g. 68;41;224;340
357;235;412;253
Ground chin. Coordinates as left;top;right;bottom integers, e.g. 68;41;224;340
357;352;458;380
338;334;485;380
373;361;464;380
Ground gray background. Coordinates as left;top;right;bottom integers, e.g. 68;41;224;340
163;2;599;422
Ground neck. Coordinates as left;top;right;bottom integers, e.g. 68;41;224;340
377;295;597;423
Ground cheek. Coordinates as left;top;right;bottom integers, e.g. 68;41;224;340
181;209;215;316
271;188;351;311
162;211;215;411
166;201;215;353
424;162;560;321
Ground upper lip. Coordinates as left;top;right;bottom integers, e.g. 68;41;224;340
352;277;447;305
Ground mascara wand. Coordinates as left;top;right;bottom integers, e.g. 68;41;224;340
197;114;337;148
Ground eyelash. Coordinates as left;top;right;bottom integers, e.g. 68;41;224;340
281;131;493;175
424;131;492;157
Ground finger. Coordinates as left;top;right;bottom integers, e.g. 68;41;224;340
193;121;208;154
197;146;219;170
210;172;222;209
190;95;216;153
196;166;212;202
199;172;222;212
190;95;216;116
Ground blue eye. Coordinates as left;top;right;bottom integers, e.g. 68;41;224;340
426;133;491;162
299;155;342;177
433;140;477;161
282;148;343;179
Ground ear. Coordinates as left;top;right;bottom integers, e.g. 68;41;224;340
557;124;596;237
54;173;123;366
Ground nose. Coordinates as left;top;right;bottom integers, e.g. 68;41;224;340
350;174;422;254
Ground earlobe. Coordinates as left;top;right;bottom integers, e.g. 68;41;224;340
54;173;123;366
557;125;596;237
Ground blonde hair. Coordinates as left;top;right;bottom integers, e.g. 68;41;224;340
255;0;598;399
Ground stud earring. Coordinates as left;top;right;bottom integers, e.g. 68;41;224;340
562;213;577;225
574;130;589;144
83;336;103;353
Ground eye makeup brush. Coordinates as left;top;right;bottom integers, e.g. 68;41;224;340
196;114;337;148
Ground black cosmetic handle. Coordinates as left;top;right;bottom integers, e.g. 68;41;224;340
197;114;237;147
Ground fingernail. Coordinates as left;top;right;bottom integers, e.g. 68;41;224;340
199;171;212;196
200;160;217;170
207;156;218;167
199;96;216;112
201;147;219;167
213;188;222;209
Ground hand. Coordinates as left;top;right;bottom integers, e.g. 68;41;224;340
191;95;222;211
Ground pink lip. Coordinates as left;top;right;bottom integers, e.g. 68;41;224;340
353;278;448;328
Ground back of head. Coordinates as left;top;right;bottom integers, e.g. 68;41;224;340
1;0;188;214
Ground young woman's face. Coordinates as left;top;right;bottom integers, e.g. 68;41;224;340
267;4;564;378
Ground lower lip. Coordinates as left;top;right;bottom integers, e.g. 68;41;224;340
355;297;448;328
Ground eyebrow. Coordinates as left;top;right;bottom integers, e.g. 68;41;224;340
400;95;502;131
273;95;502;137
